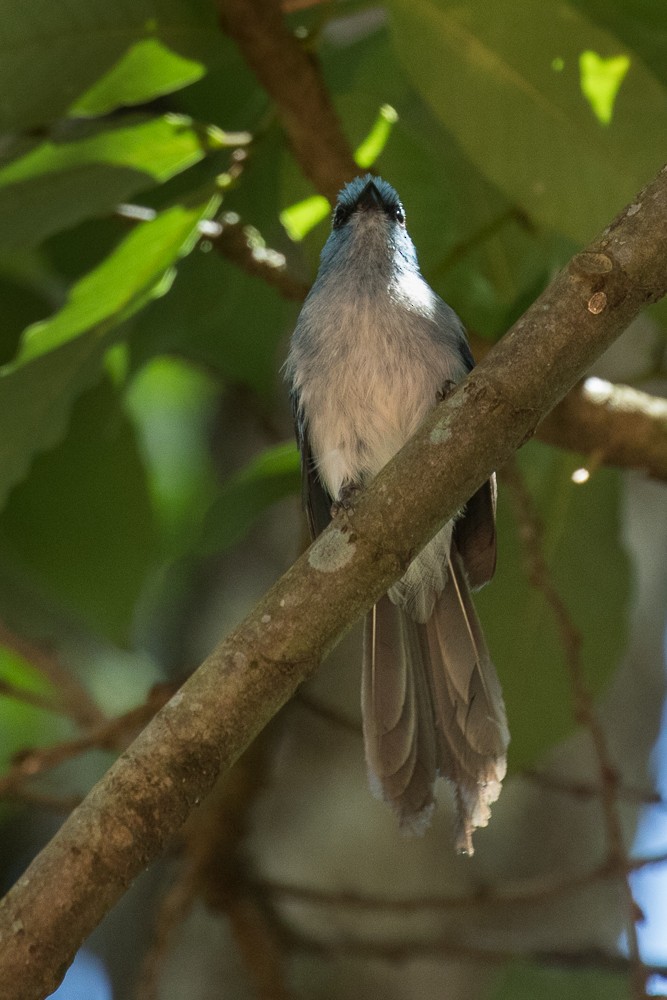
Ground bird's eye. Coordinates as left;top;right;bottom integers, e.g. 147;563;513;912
395;207;405;226
332;205;346;229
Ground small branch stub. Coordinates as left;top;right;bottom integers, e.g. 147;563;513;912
588;291;608;314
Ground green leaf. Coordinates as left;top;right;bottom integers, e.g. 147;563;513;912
490;960;629;1000
579;50;630;124
280;196;330;242
389;0;667;243
72;38;206;118
0;0;222;131
0;115;227;251
198;442;301;556
354;103;399;169
475;443;630;768
15;196;219;364
0;196;219;506
0;379;159;642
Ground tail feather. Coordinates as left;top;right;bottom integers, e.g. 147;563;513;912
362;597;437;832
362;545;508;854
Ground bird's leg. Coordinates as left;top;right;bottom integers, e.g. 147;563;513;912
331;481;362;518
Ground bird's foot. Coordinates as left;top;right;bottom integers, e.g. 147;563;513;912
437;379;457;402
331;482;361;518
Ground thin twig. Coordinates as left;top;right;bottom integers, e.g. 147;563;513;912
134;859;200;1000
254;850;667;916
137;731;291;1000
523;769;662;806
283;923;667;980
226;895;294;1000
295;691;360;735
0;684;176;798
0;621;105;729
502;456;649;999
0;678;63;717
211;213;309;301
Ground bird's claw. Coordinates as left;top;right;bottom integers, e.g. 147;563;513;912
437;379;457;402
331;483;361;518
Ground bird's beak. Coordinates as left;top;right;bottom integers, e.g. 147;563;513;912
355;180;383;212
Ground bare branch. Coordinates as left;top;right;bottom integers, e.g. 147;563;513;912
211;212;310;301
219;0;358;201
283;925;667;980
1;162;666;1000
254;851;667;917
537;378;667;480
469;336;667;481
522;769;662;806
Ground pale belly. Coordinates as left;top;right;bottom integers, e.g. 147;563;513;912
307;363;441;501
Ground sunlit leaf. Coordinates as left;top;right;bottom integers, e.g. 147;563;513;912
15;197;219;364
280;195;330;242
0;115;227;250
569;0;667;88
71;38;207;117
0;0;222;131
353;103;399;169
579;50;631;125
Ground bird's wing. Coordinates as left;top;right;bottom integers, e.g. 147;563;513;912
291;390;332;539
454;474;497;590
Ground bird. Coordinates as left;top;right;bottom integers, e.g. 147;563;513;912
284;174;508;854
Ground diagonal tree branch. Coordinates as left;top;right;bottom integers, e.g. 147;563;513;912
0;164;666;1000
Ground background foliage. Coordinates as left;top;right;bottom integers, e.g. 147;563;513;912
0;1;666;998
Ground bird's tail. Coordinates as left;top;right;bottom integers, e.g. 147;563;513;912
362;546;508;854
